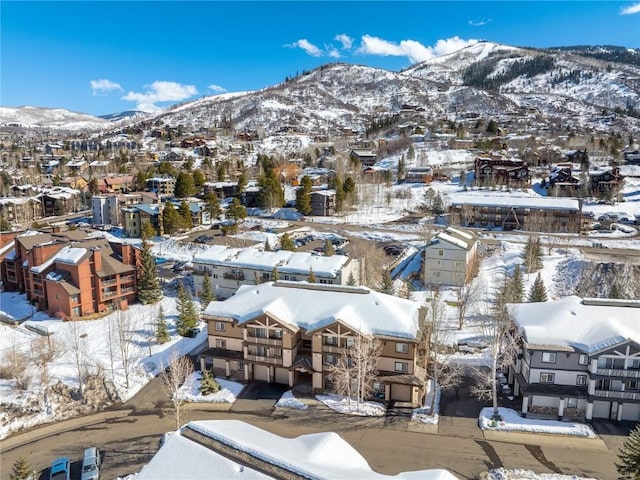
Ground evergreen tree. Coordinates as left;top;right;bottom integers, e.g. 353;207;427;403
271;267;280;282
199;272;215;311
486;119;499;134
324;239;335;256
295;175;313;215
175;171;196;198
199;369;220;395
511;264;525;303
280;232;295;251
176;282;198;336
258;166;285;210
527;273;548;303
137;240;162;305
343;176;356;206
141;220;155;241
346;272;357;286
10;456;34;480
308;267;317;283
226;198;247;225
0;216;11;231
203;193;222;224
162;201;182;235
431;191;445;217
192;170;206;188
378;268;396;295
236;171;248;195
178;200;193;229
610;282;623;299
264;239;272;251
397;155;406;182
616;422;640;480
156;304;170;344
334;177;345;213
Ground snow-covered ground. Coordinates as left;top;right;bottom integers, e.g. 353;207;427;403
315;394;386;416
275;390;308;410
177;372;244;403
485;468;596;480
479;407;596;438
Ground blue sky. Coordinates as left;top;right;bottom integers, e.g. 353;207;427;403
2;1;639;116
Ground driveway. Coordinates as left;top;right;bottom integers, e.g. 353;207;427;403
230;381;289;413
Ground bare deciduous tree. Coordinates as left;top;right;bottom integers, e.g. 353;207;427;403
3;343;31;390
160;351;194;429
456;277;482;330
471;288;520;418
32;336;64;404
327;335;381;413
115;309;138;389
67;321;89;400
349;241;387;289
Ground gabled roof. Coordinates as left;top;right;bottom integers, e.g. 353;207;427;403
509;296;640;355
204;281;422;340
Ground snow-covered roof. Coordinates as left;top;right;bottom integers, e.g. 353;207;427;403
0;196;40;205
194;247;350;278
30;246;87;273
450;194;581;211
137;420;457;480
204;281;423;340
509;296;640;355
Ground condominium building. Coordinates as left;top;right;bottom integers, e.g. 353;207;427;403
423;226;479;287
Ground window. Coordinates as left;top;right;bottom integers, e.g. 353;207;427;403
273;330;282;339
395;343;409;354
629;359;640;370
596;379;611;390
541;352;557;364
70;294;80;303
578;354;588;366
237;361;244;371
325;335;338;346
395;362;408;373
567;398;578;408
346;337;355;348
212;273;218;279
624;380;638;391
272;348;282;357
576;375;587;386
255;328;268;338
438;249;444;256
72;306;81;316
215;339;226;349
540;373;555;383
324;354;336;365
215;322;225;331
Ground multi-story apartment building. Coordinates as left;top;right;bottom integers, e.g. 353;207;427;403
122;203;164;238
474;156;529;186
449;194;582;233
192;246;360;299
423;226;478;287
310;190;336;216
201;281;427;406
92;192;159;226
40;186;82;217
0;229;138;318
146;175;175;198
508;296;640;422
0;197;42;226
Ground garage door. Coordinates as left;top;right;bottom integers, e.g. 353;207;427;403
621;403;640;421
275;368;289;385
390;384;411;402
253;365;269;382
592;400;610;419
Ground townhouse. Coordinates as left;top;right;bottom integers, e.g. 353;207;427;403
192;246;360;299
0;229;138;318
0;197;42;225
201;281;427;406
423;226;479;287
474;156;529;186
508;296;640;422
449;194;583;233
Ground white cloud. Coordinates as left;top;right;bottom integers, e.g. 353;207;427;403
357;35;479;63
286;39;323;57
326;46;341;59
469;18;491;26
122;81;198;112
620;2;640;14
90;79;123;96
334;33;353;49
208;84;227;93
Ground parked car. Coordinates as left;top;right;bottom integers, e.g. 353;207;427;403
80;447;101;480
173;262;187;272
184;326;201;338
50;457;70;480
194;235;214;244
383;245;403;256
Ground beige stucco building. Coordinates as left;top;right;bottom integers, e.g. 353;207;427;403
423;226;479;287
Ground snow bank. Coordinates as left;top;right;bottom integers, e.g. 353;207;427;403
315;394;385;416
275;390;308;410
177;372;244;403
479;407;596;438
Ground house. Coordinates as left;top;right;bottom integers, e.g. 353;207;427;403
146;175;175;197
192;246;359;299
405;166;433;183
623;150;640;165
563;149;589;166
0;197;42;225
349;149;377;167
203;181;238;199
0;229;138;318
449;194;583;233
59;176;88;191
66;157;87;174
588;166;622;196
423;227;479;287
474;156;529;186
310;190;336;216
104;174;134;193
201;281;427;406
122;203;164;238
548;164;581;194
508;297;640;422
40;187;82;217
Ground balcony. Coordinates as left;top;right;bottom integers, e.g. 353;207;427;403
594;390;640;401
245;354;282;366
102;278;118;286
322;345;346;354
223;271;245;281
102;289;118;299
592;368;640;379
246;336;282;346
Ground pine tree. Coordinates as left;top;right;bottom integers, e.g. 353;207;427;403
175;171;196;198
199;273;215;312
271;267;279;282
141;220;155;241
264;239;272;251
378;268;396;295
0;216;12;232
280;233;295;251
397;155;406;182
308;267;317;283
10;456;33;480
178;200;193;229
176;282;198;336
204;192;222;224
226;198;247;225
511;264;525;303
527;273;548;303
334;177;345;213
616;422;640;480
346;272;357;286
343;176;356;206
431;192;445;217
324;239;335;256
199;369;220;395
295;176;312;215
137;240;162;305
156;305;170;344
610;282;623;299
163;201;182;235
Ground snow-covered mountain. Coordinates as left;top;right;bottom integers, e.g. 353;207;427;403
98;110;150;122
0;106;110;131
2;42;639;134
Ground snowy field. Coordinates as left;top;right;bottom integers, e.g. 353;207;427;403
315;394;386;416
479;407;597;438
177;372;244;403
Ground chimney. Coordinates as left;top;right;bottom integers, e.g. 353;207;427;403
92;247;102;271
121;243;132;265
52;225;62;233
